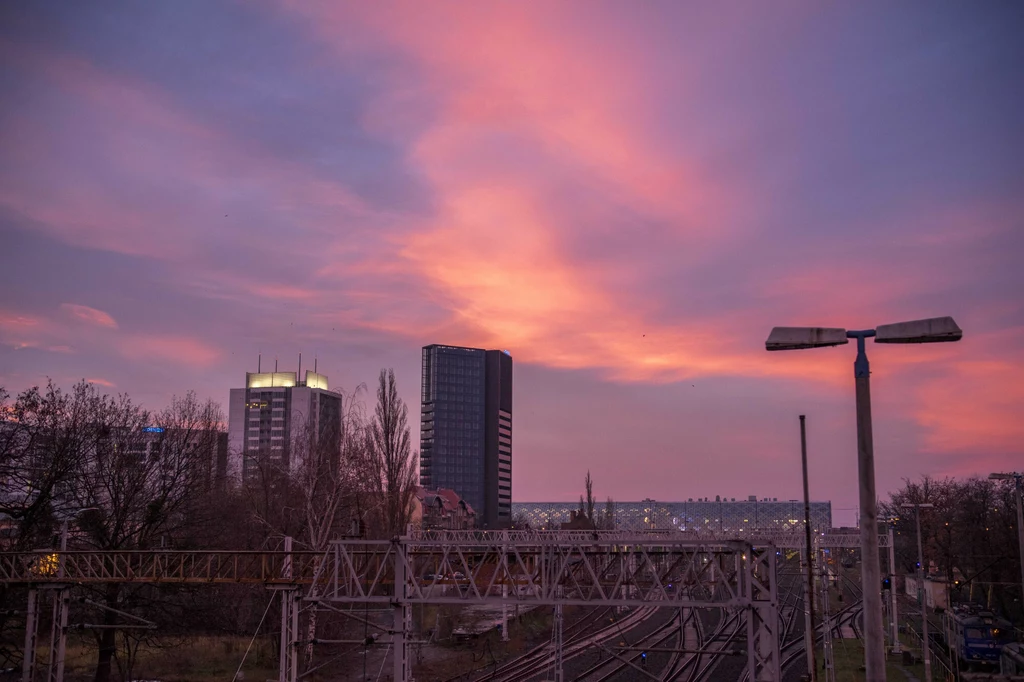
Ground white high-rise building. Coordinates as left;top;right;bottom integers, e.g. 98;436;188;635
227;369;341;482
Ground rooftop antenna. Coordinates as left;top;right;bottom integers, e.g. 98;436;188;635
298;352;302;382
314;355;317;374
258;352;261;373
275;356;278;372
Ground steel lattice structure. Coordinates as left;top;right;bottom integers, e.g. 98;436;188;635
0;550;324;585
0;532;881;587
309;535;782;682
7;530;885;682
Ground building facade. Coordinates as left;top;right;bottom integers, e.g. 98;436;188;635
420;345;512;528
227;369;342;482
411;487;477;530
512;497;833;533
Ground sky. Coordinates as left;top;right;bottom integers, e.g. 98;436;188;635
1;2;1022;526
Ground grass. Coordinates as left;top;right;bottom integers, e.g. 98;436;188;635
38;633;277;682
822;640;926;681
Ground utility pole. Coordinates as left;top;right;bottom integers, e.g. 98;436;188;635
800;415;817;681
887;524;899;654
989;472;1024;611
820;549;835;682
902;502;933;682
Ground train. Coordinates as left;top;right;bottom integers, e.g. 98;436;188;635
941;606;1015;667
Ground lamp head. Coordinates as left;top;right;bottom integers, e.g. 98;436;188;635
874;316;962;344
766;327;848;351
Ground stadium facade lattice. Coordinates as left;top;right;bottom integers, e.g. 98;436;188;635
511;497;832;533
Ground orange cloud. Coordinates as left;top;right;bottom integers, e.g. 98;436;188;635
60;303;118;329
273;3;854;384
908;328;1024;455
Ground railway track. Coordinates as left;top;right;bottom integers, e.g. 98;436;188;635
470;555;825;682
479;606;654;681
778;566;865;678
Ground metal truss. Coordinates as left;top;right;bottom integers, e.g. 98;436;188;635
0;532;886;586
6;530;894;682
745;548;780;682
0;550;324;585
313;536;757;608
308;536;781;681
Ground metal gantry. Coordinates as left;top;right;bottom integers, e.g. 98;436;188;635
6;529;891;682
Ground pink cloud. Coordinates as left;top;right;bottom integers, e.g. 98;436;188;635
85;377;116;388
119;334;221;367
0;311;47;351
60;303;118;329
0;42;374;264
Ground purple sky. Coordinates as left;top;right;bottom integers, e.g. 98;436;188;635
2;2;1022;525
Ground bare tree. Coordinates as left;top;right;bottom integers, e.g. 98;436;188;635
585;470;595;523
1;382;103;666
0;381;98;551
288;385;372;665
64;390;224;682
882;475;1021;619
367;368;417;538
603;497;616;530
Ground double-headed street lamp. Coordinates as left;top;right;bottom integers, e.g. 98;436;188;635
901;502;934;682
766;316;962;682
989;471;1024;616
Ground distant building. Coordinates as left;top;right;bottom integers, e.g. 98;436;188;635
420;345;512;528
512;498;833;533
227;369;342;482
411;487;476;530
122;425;224;490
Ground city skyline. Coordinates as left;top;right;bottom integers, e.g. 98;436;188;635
1;3;1022;526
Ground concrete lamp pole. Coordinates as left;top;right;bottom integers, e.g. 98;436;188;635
901;502;934;682
766;316;962;682
57;507;100;577
51;507;99;682
989;472;1024;616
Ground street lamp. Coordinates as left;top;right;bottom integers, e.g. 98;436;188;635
901;502;934;682
57;507;101;575
989;472;1024;616
766;316;962;682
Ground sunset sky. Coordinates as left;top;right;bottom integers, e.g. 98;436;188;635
1;2;1022;525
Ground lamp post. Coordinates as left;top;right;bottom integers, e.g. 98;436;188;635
766;316;962;682
989;472;1024;615
902;502;934;682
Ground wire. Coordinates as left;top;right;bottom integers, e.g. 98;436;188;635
231;592;276;682
374;642;391;681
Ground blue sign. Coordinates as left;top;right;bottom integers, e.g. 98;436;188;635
142;427;164;433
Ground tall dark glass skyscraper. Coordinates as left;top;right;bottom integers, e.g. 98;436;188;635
420;345;512;528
